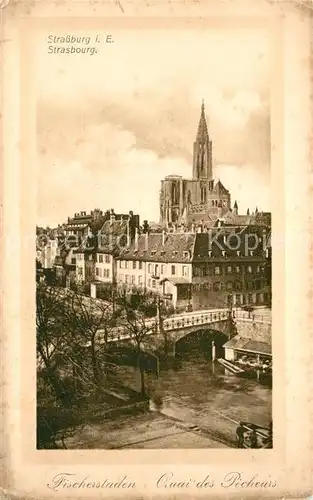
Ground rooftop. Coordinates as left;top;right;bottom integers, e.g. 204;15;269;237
223;336;272;356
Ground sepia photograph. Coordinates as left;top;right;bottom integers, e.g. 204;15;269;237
35;27;273;451
2;0;313;497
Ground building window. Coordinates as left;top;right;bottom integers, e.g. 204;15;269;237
182;265;188;277
148;279;151;287
235;294;241;305
105;255;110;263
227;265;232;274
154;264;159;276
131;275;135;285
235;265;240;273
161;264;164;275
152;280;156;288
201;187;206;204
227;282;233;291
247;265;252;274
125;261;128;269
125;275;129;284
213;282;221;291
139;261;143;269
96;267;99;276
133;261;136;269
148;263;152;273
256;265;260;273
138;275;143;286
214;266;220;275
71;258;76;265
235;282;242;291
107;269;110;278
171;265;176;275
99;254;104;263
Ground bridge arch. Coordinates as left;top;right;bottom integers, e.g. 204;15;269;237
174;328;228;359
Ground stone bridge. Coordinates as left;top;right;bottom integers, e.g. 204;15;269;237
98;308;271;357
150;309;233;356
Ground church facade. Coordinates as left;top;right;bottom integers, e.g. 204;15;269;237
159;102;237;228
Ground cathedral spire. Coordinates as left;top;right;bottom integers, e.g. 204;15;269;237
196;100;208;140
192;101;212;180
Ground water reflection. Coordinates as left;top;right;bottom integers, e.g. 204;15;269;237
144;349;272;446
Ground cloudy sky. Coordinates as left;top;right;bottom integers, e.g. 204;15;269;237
36;28;271;227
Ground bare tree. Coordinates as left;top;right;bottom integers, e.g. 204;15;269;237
120;300;153;396
36;284;69;400
62;293;120;387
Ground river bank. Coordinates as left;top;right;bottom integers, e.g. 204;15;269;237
63;410;230;449
62;350;271;449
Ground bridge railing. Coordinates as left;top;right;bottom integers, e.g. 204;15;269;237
162;309;229;331
97;308;271;344
233;310;272;325
98;308;230;343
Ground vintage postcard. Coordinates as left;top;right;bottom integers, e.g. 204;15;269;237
1;0;312;498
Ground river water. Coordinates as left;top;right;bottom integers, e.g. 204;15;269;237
117;346;272;447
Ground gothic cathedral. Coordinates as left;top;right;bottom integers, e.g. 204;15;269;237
159;102;235;228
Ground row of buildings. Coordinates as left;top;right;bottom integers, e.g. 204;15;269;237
37;209;271;311
37;102;271;311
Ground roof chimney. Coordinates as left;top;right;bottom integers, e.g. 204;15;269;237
126;220;131;247
233;200;238;216
110;209;115;225
135;227;139;251
145;231;149;251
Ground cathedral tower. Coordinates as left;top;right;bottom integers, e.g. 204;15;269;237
192;101;213;181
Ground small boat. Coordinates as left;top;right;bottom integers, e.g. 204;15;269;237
241;422;271;448
217;358;245;374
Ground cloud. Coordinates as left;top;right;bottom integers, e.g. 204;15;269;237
37;123;191;226
36;28;270;225
215;164;271;213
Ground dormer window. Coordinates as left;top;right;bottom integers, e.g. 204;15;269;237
161;250;165;256
183;251;189;258
208;251;212;258
237;251;241;257
172;251;178;256
222;250;226;257
151;250;156;256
